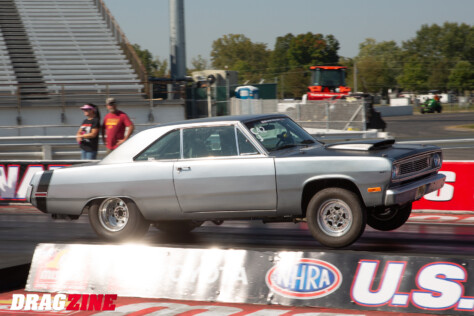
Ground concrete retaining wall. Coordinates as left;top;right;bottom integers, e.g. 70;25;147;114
376;105;413;117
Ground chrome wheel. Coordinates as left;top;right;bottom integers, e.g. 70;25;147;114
307;188;365;248
98;198;129;232
317;199;353;237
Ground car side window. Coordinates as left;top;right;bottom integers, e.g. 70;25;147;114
237;129;259;155
135;130;180;161
183;126;238;158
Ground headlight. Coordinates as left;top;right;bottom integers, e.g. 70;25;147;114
432;153;442;168
391;164;399;179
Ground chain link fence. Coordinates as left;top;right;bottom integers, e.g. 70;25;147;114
230;98;367;131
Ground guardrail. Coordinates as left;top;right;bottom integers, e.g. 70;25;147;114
0;81;187;111
3;130;470;161
0;129;388;160
0;141;106;160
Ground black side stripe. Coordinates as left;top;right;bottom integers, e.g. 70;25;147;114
36;170;53;213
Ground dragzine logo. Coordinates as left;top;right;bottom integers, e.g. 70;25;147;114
10;294;117;311
266;258;342;299
351;260;474;311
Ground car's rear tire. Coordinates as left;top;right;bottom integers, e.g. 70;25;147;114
154;220;203;234
306;188;366;248
89;197;149;241
367;203;412;231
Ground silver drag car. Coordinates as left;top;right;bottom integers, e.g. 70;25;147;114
27;114;445;248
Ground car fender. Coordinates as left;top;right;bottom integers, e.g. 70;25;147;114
299;174;387;214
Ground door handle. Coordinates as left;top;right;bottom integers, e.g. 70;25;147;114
176;166;191;172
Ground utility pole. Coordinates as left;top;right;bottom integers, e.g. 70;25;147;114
169;0;186;80
353;63;358;93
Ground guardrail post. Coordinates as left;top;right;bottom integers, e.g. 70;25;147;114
42;145;52;160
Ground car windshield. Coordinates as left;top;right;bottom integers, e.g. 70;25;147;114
244;117;320;152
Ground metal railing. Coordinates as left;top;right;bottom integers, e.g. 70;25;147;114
0;81;189;110
94;0;148;88
229;98;367;131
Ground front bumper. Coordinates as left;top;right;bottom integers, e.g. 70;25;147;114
385;173;446;206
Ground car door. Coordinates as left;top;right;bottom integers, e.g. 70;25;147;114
132;129;182;218
173;125;277;213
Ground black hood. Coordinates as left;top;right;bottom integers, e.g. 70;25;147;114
274;139;441;162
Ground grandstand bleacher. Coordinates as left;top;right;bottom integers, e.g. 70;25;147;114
14;0;143;94
0;0;186;142
0;28;17;95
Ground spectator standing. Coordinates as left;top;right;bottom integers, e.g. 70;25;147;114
102;97;134;153
76;103;100;160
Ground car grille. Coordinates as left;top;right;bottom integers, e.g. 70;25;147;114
392;153;439;183
399;156;430;175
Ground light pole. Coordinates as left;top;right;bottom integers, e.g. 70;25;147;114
169;0;186;80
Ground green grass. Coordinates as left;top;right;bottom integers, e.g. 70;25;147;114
457;124;474;129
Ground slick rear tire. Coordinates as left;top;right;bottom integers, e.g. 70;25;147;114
367;203;412;231
89;197;149;242
306;188;366;248
154;220;203;234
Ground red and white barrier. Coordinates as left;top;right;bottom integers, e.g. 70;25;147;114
413;161;474;212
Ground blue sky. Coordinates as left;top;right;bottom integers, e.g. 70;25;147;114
103;0;473;65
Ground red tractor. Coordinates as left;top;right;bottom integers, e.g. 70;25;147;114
307;66;351;100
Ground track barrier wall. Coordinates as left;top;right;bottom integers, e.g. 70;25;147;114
22;243;474;315
0;160;472;212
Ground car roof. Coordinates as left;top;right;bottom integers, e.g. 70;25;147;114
154;113;288;128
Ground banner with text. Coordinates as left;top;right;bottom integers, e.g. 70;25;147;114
413;161;474;211
0;161;79;203
26;243;474;315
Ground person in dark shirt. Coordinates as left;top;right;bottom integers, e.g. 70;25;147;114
76;103;101;159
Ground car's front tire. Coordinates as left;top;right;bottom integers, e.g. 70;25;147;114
306;188;366;248
367;203;412;231
89;197;149;241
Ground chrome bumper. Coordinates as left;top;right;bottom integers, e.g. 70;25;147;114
385;173;446;206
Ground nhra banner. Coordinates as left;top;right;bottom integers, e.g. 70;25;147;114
413;161;474;212
0;161;80;203
26;243;474;315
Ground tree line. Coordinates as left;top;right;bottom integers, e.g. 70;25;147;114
134;22;473;99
